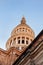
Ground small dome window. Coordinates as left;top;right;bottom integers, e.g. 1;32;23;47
25;28;27;32
18;37;20;39
28;29;30;32
17;29;20;32
26;37;29;40
22;37;25;39
22;28;25;31
23;29;24;31
19;28;21;31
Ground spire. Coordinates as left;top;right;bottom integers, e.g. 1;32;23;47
21;17;26;24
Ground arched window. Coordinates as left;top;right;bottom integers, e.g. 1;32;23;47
22;40;24;44
26;40;28;44
22;37;25;44
18;37;20;44
26;37;29;44
18;40;20;44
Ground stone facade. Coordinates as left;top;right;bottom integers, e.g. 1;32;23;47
13;30;43;65
0;17;35;65
0;47;21;65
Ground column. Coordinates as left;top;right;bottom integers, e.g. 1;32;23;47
16;37;17;44
25;37;26;44
20;37;22;44
29;39;31;45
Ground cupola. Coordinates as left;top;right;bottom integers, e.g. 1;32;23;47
6;17;35;51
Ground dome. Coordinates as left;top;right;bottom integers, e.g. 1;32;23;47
6;17;35;51
11;17;35;38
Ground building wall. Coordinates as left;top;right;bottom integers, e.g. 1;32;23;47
13;32;43;65
0;47;22;65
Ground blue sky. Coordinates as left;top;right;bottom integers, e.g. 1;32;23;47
0;0;43;49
